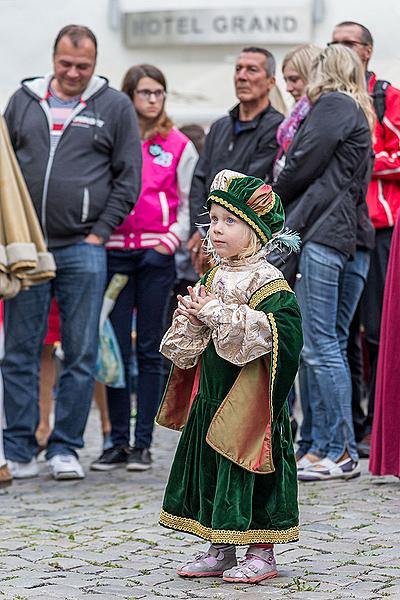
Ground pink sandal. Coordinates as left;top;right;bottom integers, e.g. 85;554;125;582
177;545;237;578
223;547;277;584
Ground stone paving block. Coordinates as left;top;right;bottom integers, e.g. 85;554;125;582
42;573;100;587
16;547;57;562
83;582;136;594
61;549;108;562
201;587;284;599
376;583;400;596
41;557;88;570
4;582;81;595
0;540;28;552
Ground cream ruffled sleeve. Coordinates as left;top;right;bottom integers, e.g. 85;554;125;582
196;298;272;366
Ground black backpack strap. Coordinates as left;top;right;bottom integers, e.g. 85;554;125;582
372;79;390;125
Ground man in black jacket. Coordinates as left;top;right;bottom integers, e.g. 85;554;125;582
2;25;141;481
187;47;283;269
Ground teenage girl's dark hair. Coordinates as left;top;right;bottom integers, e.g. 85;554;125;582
122;64;173;139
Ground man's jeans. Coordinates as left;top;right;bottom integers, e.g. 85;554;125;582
106;249;176;450
2;242;106;462
295;242;359;462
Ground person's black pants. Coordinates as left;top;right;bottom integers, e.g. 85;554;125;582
359;227;393;434
106;249;176;449
347;307;366;442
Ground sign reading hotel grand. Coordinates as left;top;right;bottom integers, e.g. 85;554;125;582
123;6;312;47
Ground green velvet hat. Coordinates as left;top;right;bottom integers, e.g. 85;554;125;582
206;170;285;245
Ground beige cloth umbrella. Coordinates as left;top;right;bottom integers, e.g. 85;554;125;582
0;116;56;298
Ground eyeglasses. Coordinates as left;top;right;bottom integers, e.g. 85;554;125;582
328;40;369;49
135;89;166;100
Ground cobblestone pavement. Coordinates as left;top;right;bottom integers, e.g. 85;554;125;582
0;408;399;600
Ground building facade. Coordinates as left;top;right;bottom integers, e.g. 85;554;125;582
1;0;399;121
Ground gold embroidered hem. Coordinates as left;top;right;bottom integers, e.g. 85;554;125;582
159;510;299;545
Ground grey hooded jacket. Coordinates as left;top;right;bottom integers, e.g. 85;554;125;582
4;75;142;248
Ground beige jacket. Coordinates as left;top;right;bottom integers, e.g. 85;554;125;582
0;117;55;298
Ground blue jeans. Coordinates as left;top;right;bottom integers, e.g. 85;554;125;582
337;249;370;373
106;249;176;449
2;242;106;462
295;242;358;462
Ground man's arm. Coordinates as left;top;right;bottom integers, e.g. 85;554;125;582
189;124;217;233
372;86;400;181
90;96;142;242
247;114;283;182
4;93;19;148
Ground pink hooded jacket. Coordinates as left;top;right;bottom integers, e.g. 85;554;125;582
106;129;198;253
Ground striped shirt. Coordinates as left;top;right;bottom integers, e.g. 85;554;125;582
47;88;80;153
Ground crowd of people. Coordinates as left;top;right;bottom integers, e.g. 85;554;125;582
0;20;399;505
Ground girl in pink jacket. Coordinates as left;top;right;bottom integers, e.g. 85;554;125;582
91;64;198;473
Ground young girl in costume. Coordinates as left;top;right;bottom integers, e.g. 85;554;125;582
157;169;303;584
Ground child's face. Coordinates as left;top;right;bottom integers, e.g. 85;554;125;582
209;204;251;259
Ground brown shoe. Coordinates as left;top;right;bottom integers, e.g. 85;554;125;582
0;464;13;487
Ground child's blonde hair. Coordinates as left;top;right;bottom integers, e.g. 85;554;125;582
237;228;262;259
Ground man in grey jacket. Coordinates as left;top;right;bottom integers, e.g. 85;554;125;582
187;47;283;272
3;25;142;480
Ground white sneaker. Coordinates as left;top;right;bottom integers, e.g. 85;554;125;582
7;457;39;479
296;456;315;470
48;454;85;480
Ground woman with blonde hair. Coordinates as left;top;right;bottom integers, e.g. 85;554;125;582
282;44;322;100
273;44;321;180
272;44;322;439
274;44;321;181
275;44;375;482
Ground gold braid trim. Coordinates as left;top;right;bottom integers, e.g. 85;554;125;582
204;266;219;294
248;279;293;309
159;510;299;544
208;195;269;244
266;313;278;422
226;173;245;189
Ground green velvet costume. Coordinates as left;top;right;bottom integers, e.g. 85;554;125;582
158;263;303;545
158;169;303;545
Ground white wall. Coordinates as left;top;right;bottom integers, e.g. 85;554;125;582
0;0;399;121
313;0;400;84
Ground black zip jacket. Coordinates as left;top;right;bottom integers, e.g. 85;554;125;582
4;75;142;248
275;92;373;258
189;102;283;230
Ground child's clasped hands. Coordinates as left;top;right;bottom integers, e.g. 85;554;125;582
176;285;217;326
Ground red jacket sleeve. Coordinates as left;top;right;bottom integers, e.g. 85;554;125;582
372;85;400;181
